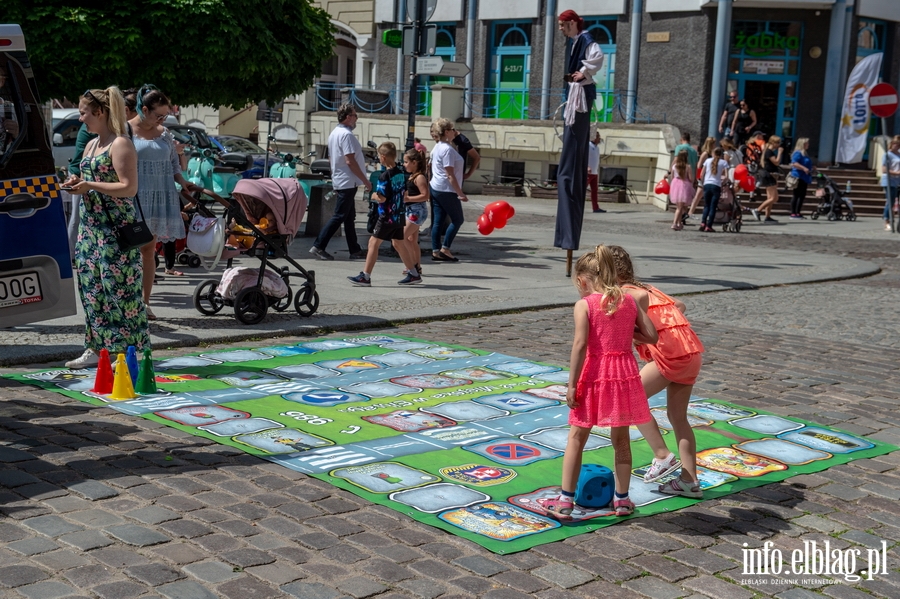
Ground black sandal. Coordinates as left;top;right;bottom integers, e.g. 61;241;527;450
432;253;451;261
438;252;459;262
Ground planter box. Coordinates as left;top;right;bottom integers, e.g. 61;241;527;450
597;189;627;203
529;186;558;199
483;184;524;197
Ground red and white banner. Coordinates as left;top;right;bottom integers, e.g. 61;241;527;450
835;52;883;164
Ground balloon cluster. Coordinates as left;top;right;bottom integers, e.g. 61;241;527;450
733;164;757;192
477;201;516;235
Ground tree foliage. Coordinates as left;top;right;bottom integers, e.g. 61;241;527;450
7;0;336;107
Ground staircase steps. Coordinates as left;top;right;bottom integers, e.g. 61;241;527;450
739;168;889;217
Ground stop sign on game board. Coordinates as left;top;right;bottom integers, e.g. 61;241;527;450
869;83;899;118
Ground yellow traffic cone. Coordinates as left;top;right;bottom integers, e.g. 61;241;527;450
110;353;137;400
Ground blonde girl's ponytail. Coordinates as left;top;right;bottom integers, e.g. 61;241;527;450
105;86;127;137
593;245;623;315
711;147;723;176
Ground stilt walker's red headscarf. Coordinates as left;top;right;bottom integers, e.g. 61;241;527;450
558;10;585;31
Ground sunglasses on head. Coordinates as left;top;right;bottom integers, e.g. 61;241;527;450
83;89;99;103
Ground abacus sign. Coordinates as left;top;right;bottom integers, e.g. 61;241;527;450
869;83;898;118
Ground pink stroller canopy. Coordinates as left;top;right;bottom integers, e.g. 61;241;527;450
232;178;308;239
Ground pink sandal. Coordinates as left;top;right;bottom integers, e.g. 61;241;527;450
537;496;574;521
613;497;635;516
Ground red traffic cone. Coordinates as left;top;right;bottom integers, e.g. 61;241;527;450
91;349;114;394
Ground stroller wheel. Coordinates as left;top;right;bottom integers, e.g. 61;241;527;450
294;283;319;317
235;287;268;324
272;284;293;312
178;254;190;265
827;211;837;221
193;279;224;315
734;221;741;233
189;255;202;268
847;212;857;222
811;211;819;220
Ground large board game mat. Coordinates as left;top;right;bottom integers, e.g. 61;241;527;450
7;334;897;554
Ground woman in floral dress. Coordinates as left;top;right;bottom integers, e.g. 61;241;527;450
62;87;150;369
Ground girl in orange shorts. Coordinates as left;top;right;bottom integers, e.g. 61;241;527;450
609;246;705;498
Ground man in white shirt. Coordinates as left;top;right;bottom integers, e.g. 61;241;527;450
586;130;605;213
309;104;372;260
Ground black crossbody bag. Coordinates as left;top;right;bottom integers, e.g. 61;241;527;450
87;136;153;251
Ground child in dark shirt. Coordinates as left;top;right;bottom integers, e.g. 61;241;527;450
348;142;422;286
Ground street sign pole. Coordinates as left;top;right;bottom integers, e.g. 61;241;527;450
405;0;426;152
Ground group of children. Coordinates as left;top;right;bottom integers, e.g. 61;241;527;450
347;142;429;286
538;244;704;519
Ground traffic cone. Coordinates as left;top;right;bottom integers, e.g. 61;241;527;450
90;348;114;394
126;346;139;385
135;349;158;395
110;353;137;400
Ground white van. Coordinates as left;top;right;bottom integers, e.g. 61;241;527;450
51;108;81;169
0;24;77;327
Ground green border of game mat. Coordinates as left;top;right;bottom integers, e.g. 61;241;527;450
5;335;898;554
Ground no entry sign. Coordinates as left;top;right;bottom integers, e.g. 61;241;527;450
869;83;899;118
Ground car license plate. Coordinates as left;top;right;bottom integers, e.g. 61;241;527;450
0;271;43;309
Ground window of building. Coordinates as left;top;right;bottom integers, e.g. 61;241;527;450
583;17;617;123
488;21;532;119
419;25;458;116
857;19;885;63
501;160;525;185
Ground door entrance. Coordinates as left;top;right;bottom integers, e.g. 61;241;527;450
743;80;779;139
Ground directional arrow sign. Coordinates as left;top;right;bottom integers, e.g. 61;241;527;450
440;61;471;78
416;56;444;75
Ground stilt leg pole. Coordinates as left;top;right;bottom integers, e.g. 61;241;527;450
565;249;573;277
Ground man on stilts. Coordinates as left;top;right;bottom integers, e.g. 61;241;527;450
554;10;604;275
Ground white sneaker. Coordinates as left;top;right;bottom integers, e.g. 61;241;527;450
886;223;892;231
643;452;682;482
65;349;100;369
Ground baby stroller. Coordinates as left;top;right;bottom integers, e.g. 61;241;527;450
191;178;318;324
810;172;857;221
714;180;743;233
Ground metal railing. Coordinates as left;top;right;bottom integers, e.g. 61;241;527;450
313;82;666;124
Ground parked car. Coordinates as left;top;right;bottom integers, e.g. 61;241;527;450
50;108;81;169
212;135;281;179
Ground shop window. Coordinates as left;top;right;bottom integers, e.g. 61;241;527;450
584;17;618;123
857;19;886;64
501;160;525;185
487;21;532;119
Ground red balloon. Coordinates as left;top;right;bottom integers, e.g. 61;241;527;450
505;204;515;219
489;210;508;229
654;179;670;195
486;201;508;215
477;213;494;235
696;166;702;181
734;164;749;181
740;176;756;192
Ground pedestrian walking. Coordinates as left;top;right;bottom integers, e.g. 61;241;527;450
129;85;201;319
402;148;429;276
731;99;757;146
309;104;370;261
554;9;603;254
611;246;704;498
789;137;813;219
429;118;467;262
537;245;657;520
752;135;783;223
698;148;729;233
718;90;740;139
348;142;420;287
667;150;693;230
686;136;716;220
587;130;606;213
881;135;900;231
61;86;150;368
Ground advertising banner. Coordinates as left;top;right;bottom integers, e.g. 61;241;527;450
835;52;883;164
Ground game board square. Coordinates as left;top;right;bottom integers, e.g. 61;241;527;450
736;438;832;465
423;401;507;421
778;427;875;454
731;415;805;435
438;501;559;540
473;392;559;412
334;462;440;493
197;417;283;437
366;351;432;366
391;483;489;513
522;428;610;452
464;439;561;466
198;350;272;363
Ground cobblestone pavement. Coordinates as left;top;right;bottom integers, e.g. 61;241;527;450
1;219;899;598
